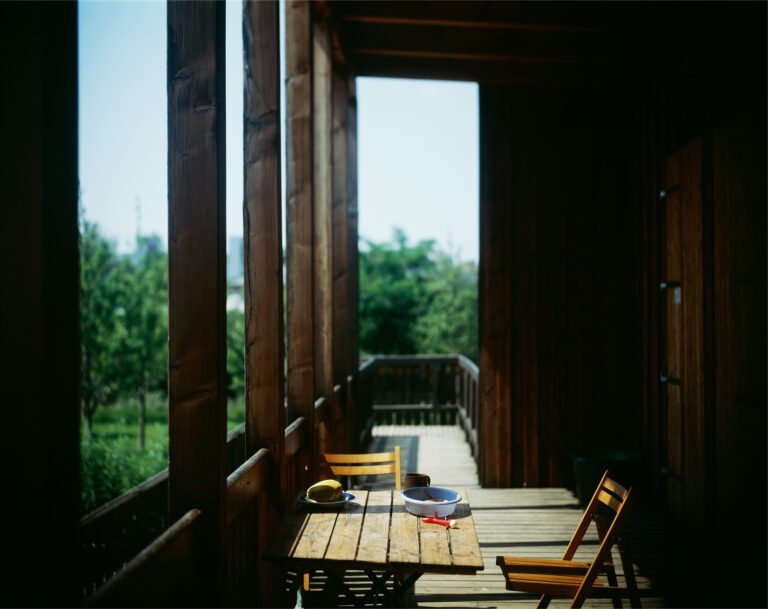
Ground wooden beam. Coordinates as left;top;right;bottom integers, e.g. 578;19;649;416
1;3;79;605
243;2;284;605
243;0;284;478
167;1;227;602
286;0;315;479
478;85;515;488
313;13;334;420
340;22;661;67
331;65;353;451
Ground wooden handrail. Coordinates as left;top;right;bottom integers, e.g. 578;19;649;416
285;416;307;457
84;509;204;607
226;448;269;525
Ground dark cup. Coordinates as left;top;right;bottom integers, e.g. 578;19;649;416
404;472;431;489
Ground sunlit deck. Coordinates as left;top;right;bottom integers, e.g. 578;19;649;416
361;425;668;608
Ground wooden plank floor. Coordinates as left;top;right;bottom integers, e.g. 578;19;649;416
366;425;669;608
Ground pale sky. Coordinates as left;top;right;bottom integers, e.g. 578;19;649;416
78;1;479;262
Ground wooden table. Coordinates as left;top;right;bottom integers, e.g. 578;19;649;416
265;488;484;607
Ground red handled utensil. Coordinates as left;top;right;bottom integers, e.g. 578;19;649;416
422;516;456;528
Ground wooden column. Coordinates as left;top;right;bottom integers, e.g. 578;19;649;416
243;1;284;605
346;76;360;449
331;65;354;451
478;85;516;487
286;0;315;480
1;3;79;605
167;1;227;603
313;9;334;456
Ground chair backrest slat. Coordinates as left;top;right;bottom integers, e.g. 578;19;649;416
597;489;623;513
324;451;397;464
602;477;629;499
327;463;397;476
322;446;401;490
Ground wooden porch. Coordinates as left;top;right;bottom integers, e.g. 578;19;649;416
5;1;765;607
363;426;668;609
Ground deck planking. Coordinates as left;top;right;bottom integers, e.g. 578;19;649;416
369;425;668;608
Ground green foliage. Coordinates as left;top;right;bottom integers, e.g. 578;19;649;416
79;221;124;431
80;397;247;515
359;229;436;354
227;306;245;398
414;252;478;362
359;229;478;361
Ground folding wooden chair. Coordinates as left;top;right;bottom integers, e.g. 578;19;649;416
496;470;640;609
322;446;402;491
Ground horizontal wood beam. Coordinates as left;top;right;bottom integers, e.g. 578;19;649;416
331;1;672;35
339;22;661;67
350;53;653;87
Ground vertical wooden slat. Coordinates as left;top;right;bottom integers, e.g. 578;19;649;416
286;0;315;480
243;1;284;605
313;9;334;451
2;3;79;605
167;1;227;602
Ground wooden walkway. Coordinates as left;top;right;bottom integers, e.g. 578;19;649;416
366;425;669;608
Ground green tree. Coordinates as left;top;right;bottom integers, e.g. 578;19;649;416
359;229;478;361
414;253;478;362
79;221;123;434
114;235;168;449
227;305;245;398
359;229;436;355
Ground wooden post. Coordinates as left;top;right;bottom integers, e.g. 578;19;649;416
243;1;285;605
1;3;79;605
347;76;360;449
332;64;351;451
167;1;227;603
478;85;515;487
286;0;315;484
313;9;334;453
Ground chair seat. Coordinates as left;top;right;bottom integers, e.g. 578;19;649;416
504;571;604;595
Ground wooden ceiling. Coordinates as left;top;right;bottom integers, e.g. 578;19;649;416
328;1;759;87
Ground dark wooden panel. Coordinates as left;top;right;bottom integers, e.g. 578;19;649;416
1;3;80;605
479;83;648;488
478;85;515;487
712;107;767;605
167;1;227;602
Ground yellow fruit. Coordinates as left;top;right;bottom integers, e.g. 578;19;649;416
307;479;343;502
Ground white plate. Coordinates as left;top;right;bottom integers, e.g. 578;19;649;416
300;491;355;508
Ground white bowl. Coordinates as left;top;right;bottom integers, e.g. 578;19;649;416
401;486;462;517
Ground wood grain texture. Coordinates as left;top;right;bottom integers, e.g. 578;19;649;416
167;2;227;602
355;490;392;564
324;490;368;561
243;0;285;467
286;0;315;490
242;5;284;602
389;492;420;566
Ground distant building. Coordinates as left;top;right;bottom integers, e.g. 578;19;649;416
227;236;243;283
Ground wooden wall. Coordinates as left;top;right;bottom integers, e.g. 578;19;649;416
1;3;80;605
479;83;649;488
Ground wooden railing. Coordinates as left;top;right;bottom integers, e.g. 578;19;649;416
81;354;479;605
79;425;249;597
356;354;480;459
